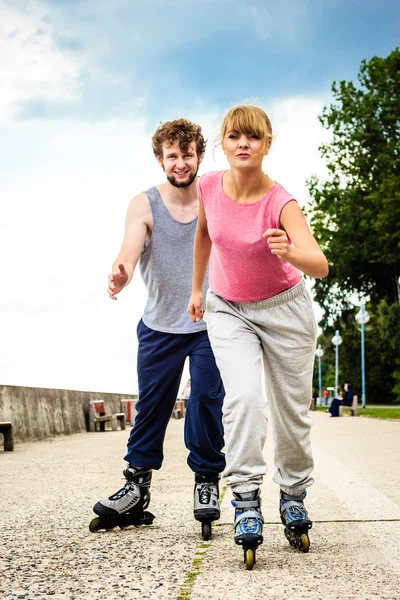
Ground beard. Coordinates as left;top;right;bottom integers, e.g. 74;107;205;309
165;166;199;188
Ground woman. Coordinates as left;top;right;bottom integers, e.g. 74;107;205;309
328;382;354;417
188;105;328;567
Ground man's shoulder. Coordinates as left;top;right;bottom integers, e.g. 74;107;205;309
132;184;162;201
153;182;167;195
126;191;152;222
129;191;150;208
132;190;150;201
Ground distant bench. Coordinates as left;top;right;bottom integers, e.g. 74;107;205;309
89;401;126;432
172;397;186;419
120;398;137;425
0;422;14;451
339;395;359;417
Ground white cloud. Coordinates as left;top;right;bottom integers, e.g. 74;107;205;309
266;96;331;204
243;0;307;43
0;1;84;122
0;0;323;130
0;1;330;393
0;117;153;393
0;94;330;393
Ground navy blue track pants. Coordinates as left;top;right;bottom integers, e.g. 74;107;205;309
124;320;225;474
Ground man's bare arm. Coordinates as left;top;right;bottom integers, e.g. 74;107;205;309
108;193;152;299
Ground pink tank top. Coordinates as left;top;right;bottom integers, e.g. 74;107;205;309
198;170;302;302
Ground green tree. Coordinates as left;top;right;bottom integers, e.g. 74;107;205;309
375;300;400;403
313;303;399;405
307;48;400;323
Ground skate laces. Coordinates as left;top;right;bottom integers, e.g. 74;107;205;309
198;482;213;505
109;479;135;501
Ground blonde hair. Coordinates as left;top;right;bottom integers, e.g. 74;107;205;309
217;105;273;154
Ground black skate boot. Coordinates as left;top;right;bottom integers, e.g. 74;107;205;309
89;466;155;533
232;488;263;570
280;490;312;552
193;473;220;541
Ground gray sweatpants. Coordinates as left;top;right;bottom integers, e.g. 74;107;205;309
204;278;317;495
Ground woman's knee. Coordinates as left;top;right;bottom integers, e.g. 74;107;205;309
222;387;265;415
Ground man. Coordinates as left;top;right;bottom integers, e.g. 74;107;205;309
323;388;329;406
180;378;191;411
90;119;225;539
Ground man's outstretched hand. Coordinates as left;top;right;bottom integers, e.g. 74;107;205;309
107;264;129;300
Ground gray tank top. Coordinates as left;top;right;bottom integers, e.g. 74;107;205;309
139;186;209;334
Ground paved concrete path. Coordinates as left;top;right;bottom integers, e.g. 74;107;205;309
1;412;400;600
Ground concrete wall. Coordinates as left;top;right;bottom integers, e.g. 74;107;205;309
0;385;137;444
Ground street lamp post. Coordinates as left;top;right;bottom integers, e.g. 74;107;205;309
315;345;324;405
355;303;370;409
331;330;343;396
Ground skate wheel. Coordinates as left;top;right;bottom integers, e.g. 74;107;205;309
300;533;310;553
245;548;255;570
89;517;102;533
201;522;211;541
142;511;156;526
133;524;144;528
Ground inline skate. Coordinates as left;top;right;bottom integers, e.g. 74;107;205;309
193;473;220;540
279;490;312;552
89;466;155;532
232;488;263;570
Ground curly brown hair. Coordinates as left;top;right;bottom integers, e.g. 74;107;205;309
151;118;206;160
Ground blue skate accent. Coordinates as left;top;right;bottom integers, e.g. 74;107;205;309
279;491;312;552
232;492;264;545
233;509;264;537
280;491;311;528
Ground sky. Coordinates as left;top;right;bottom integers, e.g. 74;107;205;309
1;0;399;394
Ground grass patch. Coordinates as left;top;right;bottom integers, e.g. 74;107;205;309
314;405;400;419
177;486;227;600
177;552;208;600
359;408;400;420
